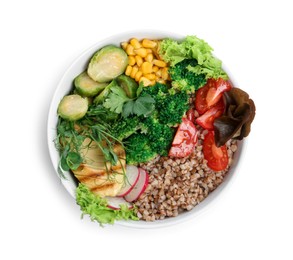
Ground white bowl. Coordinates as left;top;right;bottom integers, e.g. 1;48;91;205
47;30;245;228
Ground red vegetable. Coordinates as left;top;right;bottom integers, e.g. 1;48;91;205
203;131;228;171
169;118;198;158
195;78;232;115
195;99;225;130
186;108;196;122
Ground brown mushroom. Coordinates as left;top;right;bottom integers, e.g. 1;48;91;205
214;87;256;147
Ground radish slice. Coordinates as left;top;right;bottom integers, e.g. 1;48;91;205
117;165;140;197
106;197;132;210
124;168;149;202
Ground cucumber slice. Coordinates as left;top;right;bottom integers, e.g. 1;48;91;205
87;45;128;83
57;94;88;121
116;75;138;98
74;72;108;97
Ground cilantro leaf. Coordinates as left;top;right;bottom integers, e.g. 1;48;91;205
103;86;130;113
122;100;135;118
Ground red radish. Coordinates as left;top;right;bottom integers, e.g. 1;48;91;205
124;168;149;202
117;165;140;197
106;197;132;210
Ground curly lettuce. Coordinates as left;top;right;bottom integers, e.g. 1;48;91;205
76;184;138;226
159;35;228;80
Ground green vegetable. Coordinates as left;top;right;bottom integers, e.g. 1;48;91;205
142;116;175;156
103;81;155;118
169;59;207;93
124;134;158;165
115;83;189;164
76;184;138;226
103;85;131;114
93;79;118;104
57;94;88;121
86;104;119;122
116;75;138;98
111;116;141;141
122;94;155;118
141;83;190;125
74;71;108;97
159;36;228;80
56;119;86;174
87;45;128;83
56;101;124;176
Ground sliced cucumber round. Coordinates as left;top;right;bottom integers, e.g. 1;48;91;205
87;45;128;83
116;75;138;98
57;94;88;121
74;71;108;97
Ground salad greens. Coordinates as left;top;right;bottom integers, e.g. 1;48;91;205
159;36;228;81
76;184;138;225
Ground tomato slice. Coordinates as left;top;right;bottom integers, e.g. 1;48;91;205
195;78;232;115
203;131;228;171
169;118;198;158
195;98;224;130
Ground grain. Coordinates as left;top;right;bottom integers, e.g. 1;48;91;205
134;127;238;221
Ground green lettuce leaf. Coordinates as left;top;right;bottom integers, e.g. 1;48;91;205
159;36;228;80
76;184;139;226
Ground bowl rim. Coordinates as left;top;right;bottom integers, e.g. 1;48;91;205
47;29;246;228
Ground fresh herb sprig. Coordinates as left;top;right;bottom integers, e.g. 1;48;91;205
56;119;84;178
103;83;155;118
56;105;125;178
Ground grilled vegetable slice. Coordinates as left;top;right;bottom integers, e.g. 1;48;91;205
74;71;108;97
57;94;88;121
87;45;128;83
72;138;126;197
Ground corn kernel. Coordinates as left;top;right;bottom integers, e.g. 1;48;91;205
135;55;143;67
130;38;141;49
150;80;156;86
130;65;139;79
128;56;136;66
162;67;169;80
155;69;162;77
145;53;154;63
157;79;166;84
146;48;152;54
141;61;153;74
134;48;147;58
139;77;152;86
126;44;135;55
152;66;159;72
153;59;167;67
145;73;156;80
125;65;132;76
135;71;142;82
121;42;128;50
142;39;157;48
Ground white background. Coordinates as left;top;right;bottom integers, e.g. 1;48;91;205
1;0;292;259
